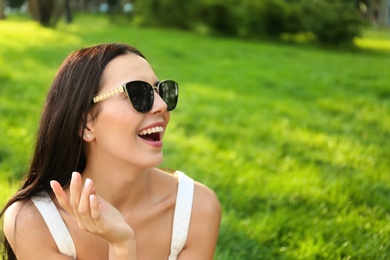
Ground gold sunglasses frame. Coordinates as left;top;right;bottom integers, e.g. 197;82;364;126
93;83;158;104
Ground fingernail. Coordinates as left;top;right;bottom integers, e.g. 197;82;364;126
50;180;55;190
71;171;77;181
84;178;92;188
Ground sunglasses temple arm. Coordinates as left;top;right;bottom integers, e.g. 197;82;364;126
93;86;126;103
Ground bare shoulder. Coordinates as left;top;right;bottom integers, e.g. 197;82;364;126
154;168;221;219
3;198;68;259
152;168;222;217
192;181;222;218
154;168;221;212
179;180;222;259
3;199;41;244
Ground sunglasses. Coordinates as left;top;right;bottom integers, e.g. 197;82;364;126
93;80;178;113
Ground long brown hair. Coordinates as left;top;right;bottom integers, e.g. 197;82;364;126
1;43;145;259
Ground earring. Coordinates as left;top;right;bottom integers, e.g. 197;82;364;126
86;132;91;138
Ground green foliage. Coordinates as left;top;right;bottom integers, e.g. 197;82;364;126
131;0;364;45
6;0;25;9
303;0;364;45
1;15;390;258
198;0;238;36
133;0;199;29
249;0;288;38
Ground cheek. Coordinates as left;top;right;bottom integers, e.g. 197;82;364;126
164;112;171;125
94;106;140;138
92;111;141;159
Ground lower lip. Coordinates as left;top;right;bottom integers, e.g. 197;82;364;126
139;137;163;148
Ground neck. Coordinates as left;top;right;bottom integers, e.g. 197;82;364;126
81;163;153;211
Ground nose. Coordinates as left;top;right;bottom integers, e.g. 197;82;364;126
150;90;168;114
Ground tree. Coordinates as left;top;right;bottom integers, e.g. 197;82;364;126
0;0;5;20
28;0;67;27
379;0;389;25
64;0;72;23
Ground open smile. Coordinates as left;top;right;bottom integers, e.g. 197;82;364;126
137;126;164;142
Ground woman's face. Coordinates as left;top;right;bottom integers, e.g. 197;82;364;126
87;53;170;169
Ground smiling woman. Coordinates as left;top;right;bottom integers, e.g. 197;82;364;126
0;43;221;260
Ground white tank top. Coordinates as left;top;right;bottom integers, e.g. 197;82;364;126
31;171;194;259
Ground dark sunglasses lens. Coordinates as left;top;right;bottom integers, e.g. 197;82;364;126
125;81;154;113
159;80;178;111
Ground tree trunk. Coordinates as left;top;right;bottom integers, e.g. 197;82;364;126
28;0;66;27
65;0;72;23
39;0;54;26
0;0;5;20
51;0;67;26
379;0;389;26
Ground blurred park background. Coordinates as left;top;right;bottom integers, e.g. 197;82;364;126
1;0;390;259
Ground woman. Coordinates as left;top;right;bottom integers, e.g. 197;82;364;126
1;43;221;259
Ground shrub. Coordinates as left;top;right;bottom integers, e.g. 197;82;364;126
198;0;239;36
236;1;265;38
283;2;309;34
133;0;199;29
132;0;364;45
307;0;364;45
256;0;288;38
199;0;288;39
6;0;25;9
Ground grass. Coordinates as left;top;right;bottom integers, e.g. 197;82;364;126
1;14;390;259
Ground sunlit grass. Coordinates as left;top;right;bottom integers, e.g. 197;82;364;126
354;27;390;51
1;14;390;259
355;37;390;51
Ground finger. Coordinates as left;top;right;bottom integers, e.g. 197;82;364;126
76;178;103;233
90;194;101;222
69;172;82;211
50;180;74;216
78;178;93;217
89;194;111;236
70;172;89;228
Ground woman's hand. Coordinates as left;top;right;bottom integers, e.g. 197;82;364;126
50;172;136;259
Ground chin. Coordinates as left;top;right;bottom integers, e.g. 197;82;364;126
143;153;164;168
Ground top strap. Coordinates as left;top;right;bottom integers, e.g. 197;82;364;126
30;172;194;260
168;171;195;259
31;191;77;259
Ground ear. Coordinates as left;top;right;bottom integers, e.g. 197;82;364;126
82;128;95;142
79;113;95;142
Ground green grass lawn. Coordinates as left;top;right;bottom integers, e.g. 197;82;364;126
1;14;390;259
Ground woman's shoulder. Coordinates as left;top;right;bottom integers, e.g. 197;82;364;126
155;168;221;211
192;180;221;219
152;168;221;214
173;172;222;258
155;169;221;211
3;197;60;258
3;199;39;236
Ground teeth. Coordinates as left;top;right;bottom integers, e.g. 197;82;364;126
138;126;164;136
